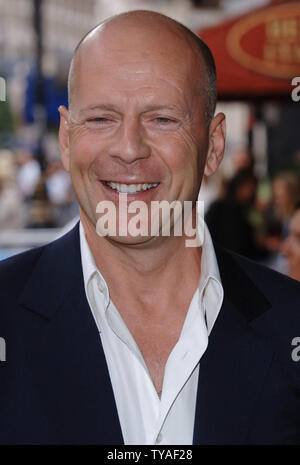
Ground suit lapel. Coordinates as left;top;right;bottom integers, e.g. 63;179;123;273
19;223;124;444
193;247;274;445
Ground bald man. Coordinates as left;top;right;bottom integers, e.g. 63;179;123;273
1;11;300;446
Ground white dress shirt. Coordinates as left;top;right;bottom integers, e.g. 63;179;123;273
79;221;223;445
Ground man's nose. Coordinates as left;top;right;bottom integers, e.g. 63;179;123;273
108;118;151;164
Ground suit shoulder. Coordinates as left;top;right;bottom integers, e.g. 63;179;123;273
218;248;300;377
0;224;79;298
216;244;300;325
0;245;45;295
229;249;300;302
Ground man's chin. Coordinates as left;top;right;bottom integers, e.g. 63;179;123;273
101;233;158;247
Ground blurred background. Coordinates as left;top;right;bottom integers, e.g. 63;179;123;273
0;0;299;280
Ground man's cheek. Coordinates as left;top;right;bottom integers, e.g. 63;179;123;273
70;140;98;169
68;153;92;183
162;139;197;171
177;128;203;163
69;123;91;142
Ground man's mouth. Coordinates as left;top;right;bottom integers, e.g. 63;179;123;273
104;181;159;194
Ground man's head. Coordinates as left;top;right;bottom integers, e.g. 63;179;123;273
59;10;226;245
68;11;217;124
281;206;300;282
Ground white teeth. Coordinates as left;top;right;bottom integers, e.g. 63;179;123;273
106;182;158;193
128;184;136;194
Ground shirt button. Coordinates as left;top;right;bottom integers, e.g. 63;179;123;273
156;433;163;444
97;280;105;293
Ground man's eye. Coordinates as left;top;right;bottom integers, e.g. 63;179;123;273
152;117;179;130
86;117;113;127
155;117;174;124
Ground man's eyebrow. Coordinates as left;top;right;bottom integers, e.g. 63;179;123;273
79;104;119;115
142;104;191;119
78;103;184;115
141;104;182;112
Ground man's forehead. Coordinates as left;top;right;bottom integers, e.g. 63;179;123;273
80;12;197;49
68;11;210;116
75;17;200;70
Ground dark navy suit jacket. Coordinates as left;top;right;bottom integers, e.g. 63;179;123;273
0;223;300;444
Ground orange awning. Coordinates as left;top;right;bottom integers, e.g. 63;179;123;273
198;1;300;99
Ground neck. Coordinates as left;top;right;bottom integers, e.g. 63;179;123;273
81;212;202;310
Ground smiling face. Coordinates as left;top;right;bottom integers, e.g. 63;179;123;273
59;14;225;245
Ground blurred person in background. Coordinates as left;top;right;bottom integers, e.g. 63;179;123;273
0;150;25;230
271;171;300;239
27;173;55;229
205;167;267;259
15;147;41;201
281;204;300;282
259;171;300;272
45;159;77;227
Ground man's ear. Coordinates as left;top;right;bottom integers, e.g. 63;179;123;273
58;105;70;172
204;112;226;177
